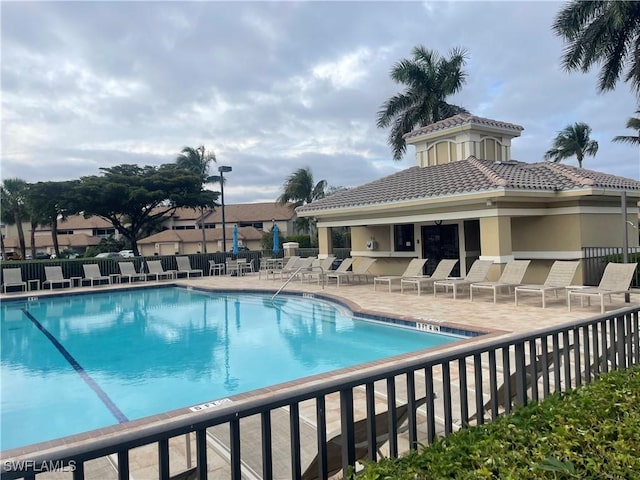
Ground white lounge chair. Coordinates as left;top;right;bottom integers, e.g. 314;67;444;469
82;264;110;287
176;256;203;278
43;266;72;289
374;258;428;292
514;261;580;308
400;259;459;295
324;257;354;285
2;268;27;293
470;260;531;303
433;259;493;299
568;262;638;313
327;258;376;286
260;256;298;280
302;256;336;284
147;260;176;280
277;257;315;281
118;262;146;283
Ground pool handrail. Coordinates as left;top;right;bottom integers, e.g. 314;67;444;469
272;265;325;302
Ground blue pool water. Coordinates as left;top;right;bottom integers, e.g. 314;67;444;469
1;287;460;451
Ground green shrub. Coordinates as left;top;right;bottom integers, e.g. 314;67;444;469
356;366;640;480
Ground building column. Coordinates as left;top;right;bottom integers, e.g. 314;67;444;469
317;227;333;259
479;216;514;280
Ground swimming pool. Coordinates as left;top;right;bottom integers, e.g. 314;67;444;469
1;286;463;451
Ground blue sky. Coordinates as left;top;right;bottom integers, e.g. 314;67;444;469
2;1;638;204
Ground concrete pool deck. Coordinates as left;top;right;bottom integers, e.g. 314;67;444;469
2;273;639;479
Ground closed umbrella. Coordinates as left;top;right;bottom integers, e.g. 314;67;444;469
232;225;239;256
272;224;280;256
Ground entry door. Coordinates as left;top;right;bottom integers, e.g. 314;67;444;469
421;224;460;277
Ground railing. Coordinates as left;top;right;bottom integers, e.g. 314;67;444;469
582;246;640;287
271;266;325;302
2;306;638;480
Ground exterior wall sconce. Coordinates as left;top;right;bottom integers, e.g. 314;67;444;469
434;220;443;226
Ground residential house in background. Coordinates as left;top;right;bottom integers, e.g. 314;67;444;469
297;114;640;284
1;202;296;258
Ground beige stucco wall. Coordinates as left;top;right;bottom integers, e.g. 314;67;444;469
511;215;582;252
580;213;639;247
351;226;391;252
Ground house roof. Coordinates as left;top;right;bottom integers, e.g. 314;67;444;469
202;202;294;223
138;226;264;244
297;157;640;214
38;214;114;231
4;233;101;249
403;114;524;140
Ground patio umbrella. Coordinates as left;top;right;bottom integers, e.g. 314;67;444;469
232;225;239;255
272;224;280;255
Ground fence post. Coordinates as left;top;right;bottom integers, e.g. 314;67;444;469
622;191;630;302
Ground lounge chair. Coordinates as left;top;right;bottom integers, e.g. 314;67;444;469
568;262;638;313
514;260;580;308
261;256;298;280
302;256;336;284
176;256;203;278
147;260;176;280
433;259;493;299
278;256;315;281
373;258;428;292
400;259;459;295
81;264;111;287
327;258;376;286
324;258;353;285
2;268;27;293
301;396;428;480
118;262;146;283
43;266;72;289
470;260;531;303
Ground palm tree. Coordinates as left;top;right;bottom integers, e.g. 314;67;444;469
278;167;327;234
376;46;469;161
0;178;29;259
544;122;599;168
613;110;640;146
553;1;640;98
175;146;220;253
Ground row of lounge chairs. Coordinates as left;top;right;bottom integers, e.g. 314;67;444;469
259;256;379;286
372;258;636;312
1;257;203;292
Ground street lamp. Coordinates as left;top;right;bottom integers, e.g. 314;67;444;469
218;165;232;254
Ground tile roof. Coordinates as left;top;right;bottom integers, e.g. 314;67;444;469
4;233;101;249
38;214;114;231
403;114;524;140
297;157;640;214
138;226;264;244
202;202;294;223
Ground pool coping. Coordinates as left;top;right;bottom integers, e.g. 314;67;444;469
1;283;508;460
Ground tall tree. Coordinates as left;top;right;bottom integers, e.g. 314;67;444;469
1;178;29;259
553;1;640;98
26;181;78;258
613;110;640;146
72;164;215;256
277;167;327;234
175;145;221;253
544;122;599;168
376;46;469;161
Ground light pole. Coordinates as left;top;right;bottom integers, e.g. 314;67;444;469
218;165;232;254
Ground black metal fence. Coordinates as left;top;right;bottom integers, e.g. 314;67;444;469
2;303;638;480
582;247;640;287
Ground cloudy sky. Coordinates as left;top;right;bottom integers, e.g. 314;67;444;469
2;1;639;205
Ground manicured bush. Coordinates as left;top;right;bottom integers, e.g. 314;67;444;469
356;366;640;480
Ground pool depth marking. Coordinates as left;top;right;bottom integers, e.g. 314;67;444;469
21;308;129;424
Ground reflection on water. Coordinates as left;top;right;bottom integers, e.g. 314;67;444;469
1;287;459;451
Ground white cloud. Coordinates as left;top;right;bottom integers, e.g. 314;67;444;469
1;1;638;205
